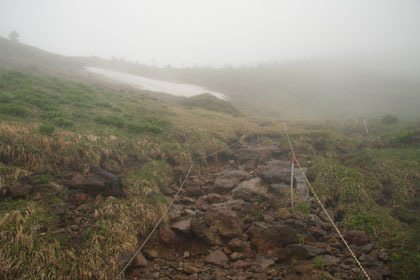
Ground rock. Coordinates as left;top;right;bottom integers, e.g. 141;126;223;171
184;209;196;216
133;252;148;267
279;244;325;260
73;193;90;205
234;147;273;163
204;208;243;238
144;249;158;259
231;260;252;269
183;265;200;274
275;208;292;220
48;206;66;216
319;209;335;223
159;225;177;244
268;183;290;194
213;178;235;194
179;196;195;204
323;255;339;266
309;226;327;239
260;259;275;269
204;250;229;266
344;230;370;246
258;160;294;184
232;178;268;202
249;222;298;251
378;252;388;262
218;169;249;182
206;193;223;203
161;186;175;196
70;167;123;196
171;219;191;234
230;252;241;260
8;179;33;199
190;218;222;245
227;238;254;258
184;185;205;196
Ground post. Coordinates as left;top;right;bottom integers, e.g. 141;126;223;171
363;119;369;135
283;122;287;134
290;156;295;213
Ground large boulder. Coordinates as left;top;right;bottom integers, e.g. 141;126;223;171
70;166;123;196
232;177;268;202
171;219;191;234
204;207;243;238
258;160;295;185
249;222;298;251
213;178;234;194
8;179;33;199
212;169;249;194
344;230;370;246
278;244;325;260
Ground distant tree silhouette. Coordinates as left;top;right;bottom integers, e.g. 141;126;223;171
9;30;19;42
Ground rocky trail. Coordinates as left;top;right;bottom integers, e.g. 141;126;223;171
127;142;391;280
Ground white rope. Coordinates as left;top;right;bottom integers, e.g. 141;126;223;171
284;123;371;280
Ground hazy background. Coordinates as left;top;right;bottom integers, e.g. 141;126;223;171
1;0;420;67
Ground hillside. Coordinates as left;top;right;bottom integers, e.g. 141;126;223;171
1;38;420;279
2;37;420;120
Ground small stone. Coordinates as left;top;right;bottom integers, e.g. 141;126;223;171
323;255;339;266
179;197;195;204
171;219;191;234
74;193;89;205
230;252;241;260
231;260;252;269
133;253;148;267
159;225;177;244
183;265;200;274
223;247;232;254
207;193;223;203
275;208;292;220
204;250;228;266
185;209;196;216
144;249;158;259
260;259;275;269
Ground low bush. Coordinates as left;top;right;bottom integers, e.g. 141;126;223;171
127;123;162;134
93;115;125;128
382;114;399;124
0;104;28;117
39;124;55;136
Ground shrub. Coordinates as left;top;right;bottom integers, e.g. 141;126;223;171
381;114;398;124
313;256;324;269
0;104;28;117
295;202;310;214
39;124;55;136
93;115;125;128
127;123;163;134
52;117;74;128
397;130;420;145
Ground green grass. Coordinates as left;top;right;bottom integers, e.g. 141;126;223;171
292;120;420;279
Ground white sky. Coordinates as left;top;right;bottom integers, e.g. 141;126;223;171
1;0;419;66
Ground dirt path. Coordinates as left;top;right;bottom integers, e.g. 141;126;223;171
127;142;390;280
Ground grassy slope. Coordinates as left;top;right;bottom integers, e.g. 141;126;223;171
286;119;420;279
0;70;271;279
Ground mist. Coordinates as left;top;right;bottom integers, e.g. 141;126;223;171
1;0;419;67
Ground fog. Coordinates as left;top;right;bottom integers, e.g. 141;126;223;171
1;0;420;67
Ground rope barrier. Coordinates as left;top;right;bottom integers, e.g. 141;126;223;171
116;138;242;279
283;122;371;280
